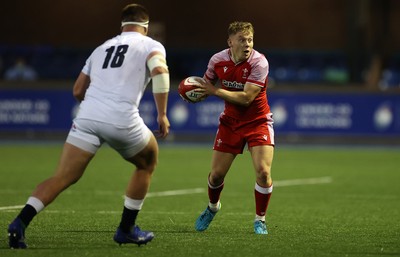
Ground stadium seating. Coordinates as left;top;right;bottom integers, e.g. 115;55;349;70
1;44;398;89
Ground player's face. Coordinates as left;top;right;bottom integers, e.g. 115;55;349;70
228;31;254;63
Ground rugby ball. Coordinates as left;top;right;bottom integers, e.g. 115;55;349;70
178;76;207;103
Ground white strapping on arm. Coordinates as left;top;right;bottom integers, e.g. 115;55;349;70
147;54;169;93
147;54;168;71
152;73;170;93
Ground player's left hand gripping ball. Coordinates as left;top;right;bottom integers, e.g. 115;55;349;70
178;76;207;103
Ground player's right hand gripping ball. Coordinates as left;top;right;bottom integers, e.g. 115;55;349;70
178;76;207;103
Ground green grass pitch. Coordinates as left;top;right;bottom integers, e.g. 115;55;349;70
0;143;399;257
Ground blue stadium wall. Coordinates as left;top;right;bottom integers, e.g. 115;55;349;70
0;88;399;145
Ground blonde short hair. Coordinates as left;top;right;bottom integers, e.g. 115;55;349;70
228;21;254;36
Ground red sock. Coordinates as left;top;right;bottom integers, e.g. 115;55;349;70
208;179;224;204
254;183;273;216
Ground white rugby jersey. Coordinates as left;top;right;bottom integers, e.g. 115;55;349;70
76;31;166;127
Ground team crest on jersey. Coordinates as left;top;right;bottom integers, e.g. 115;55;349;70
242;68;249;78
223;66;228;73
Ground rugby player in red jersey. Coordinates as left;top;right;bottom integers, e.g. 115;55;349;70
194;21;274;235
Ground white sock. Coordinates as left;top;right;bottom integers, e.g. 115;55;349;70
27;196;45;213
255;214;265;222
124;196;144;210
208;201;221;212
255;183;273;194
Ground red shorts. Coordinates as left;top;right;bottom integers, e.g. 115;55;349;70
213;113;275;154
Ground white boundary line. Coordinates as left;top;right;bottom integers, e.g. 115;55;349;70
0;177;332;211
146;188;205;197
0;205;24;211
274;176;333;187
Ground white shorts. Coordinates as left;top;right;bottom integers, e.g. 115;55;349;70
66;118;152;159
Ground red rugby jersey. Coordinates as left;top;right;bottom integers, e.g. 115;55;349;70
204;49;270;121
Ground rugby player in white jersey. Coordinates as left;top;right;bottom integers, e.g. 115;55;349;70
8;3;170;248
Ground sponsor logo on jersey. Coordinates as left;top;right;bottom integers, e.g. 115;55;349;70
222;80;245;89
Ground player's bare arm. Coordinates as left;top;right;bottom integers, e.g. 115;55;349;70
147;50;170;138
197;80;261;107
153;93;170;138
72;72;90;102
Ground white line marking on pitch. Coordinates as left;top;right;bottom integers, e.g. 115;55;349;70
0;177;332;211
274;176;333;187
146;188;205;198
0;205;24;211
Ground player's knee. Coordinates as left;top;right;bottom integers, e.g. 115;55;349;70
127;145;158;172
135;155;158;173
145;160;157;174
256;167;271;181
209;173;225;186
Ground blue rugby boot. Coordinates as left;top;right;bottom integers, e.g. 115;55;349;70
8;218;27;249
113;225;154;246
195;203;221;231
254;220;268;235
